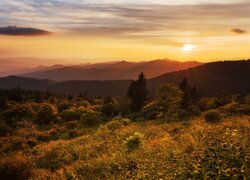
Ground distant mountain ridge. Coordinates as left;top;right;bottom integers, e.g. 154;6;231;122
21;59;202;81
0;60;249;96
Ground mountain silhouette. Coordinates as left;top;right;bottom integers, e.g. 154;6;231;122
21;59;202;81
0;60;249;96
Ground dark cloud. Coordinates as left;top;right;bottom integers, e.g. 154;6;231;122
0;26;51;36
230;28;247;34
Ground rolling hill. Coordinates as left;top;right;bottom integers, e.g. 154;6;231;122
22;59;202;81
0;60;249;96
0;76;56;91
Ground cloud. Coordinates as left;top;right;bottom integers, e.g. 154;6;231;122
0;1;250;39
0;26;51;36
230;28;247;34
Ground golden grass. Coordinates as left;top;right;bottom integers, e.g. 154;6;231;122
1;115;249;179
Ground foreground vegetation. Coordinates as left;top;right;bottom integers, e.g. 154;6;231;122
0;115;249;179
0;75;249;179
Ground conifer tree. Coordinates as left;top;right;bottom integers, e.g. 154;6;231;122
127;72;148;111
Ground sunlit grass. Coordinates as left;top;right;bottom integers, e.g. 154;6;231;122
1;115;248;179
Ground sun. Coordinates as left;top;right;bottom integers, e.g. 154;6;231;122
182;44;195;52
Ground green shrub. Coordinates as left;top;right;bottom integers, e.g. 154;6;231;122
36;103;58;125
156;84;182;118
60;108;80;121
124;132;143;152
78;100;90;108
0;154;33;180
80;110;104;127
204;110;221;123
105;117;131;131
1;103;35;126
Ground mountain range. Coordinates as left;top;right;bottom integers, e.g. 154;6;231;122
0;60;249;97
21;59;202;81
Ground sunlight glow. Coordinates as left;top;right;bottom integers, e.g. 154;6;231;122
182;44;195;52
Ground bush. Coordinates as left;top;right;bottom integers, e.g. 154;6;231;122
80;110;104;127
113;97;131;116
36;103;58;125
105;117;131;131
178;109;189;120
101;103;114;117
237;104;250;115
188;105;201;117
156;84;182;118
0;121;12;137
124;132;143;152
204;110;221;123
78;100;90;108
57;101;72;112
0;154;33;180
141;101;160;120
198;97;217;111
1;103;35;126
60;108;81;121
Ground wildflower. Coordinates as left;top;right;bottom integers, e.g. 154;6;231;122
232;129;237;136
225;128;230;135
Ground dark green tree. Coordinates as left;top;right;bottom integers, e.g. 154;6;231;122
127;72;148;111
179;78;199;109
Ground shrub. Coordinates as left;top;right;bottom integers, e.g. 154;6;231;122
78;100;90;108
0;121;12;136
36;103;58;125
156;84;182;118
188;105;201;117
105;117;131;131
244;95;250;104
177;109;189;120
101;103;114;117
80;110;104;127
1;103;35;126
113;97;131;116
0;154;33;180
57;101;72;112
237;104;250;115
124;132;143;152
204;110;221;123
60;108;80;121
141;101;160;120
198;97;217;111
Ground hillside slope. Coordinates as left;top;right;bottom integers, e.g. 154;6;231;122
149;60;250;95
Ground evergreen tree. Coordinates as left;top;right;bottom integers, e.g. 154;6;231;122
179;77;188;92
179;78;195;109
0;95;7;110
127;72;148;111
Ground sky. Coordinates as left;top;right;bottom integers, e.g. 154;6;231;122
0;0;250;64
